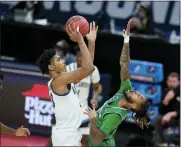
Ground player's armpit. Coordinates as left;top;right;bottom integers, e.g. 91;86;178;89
54;66;95;85
116;79;133;95
89;117;106;144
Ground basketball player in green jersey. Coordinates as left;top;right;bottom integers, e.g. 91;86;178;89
85;19;150;146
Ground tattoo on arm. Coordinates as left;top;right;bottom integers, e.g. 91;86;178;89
120;43;130;81
90;117;106;144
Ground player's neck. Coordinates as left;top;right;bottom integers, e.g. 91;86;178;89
49;71;61;78
118;99;131;109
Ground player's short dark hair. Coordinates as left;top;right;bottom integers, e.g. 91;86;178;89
133;99;150;129
36;48;56;75
0;72;3;80
168;72;180;80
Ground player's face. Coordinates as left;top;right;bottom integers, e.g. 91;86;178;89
51;55;66;73
167;76;180;89
76;52;83;66
125;90;146;110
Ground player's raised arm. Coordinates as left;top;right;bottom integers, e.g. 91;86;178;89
86;21;98;62
120;19;132;81
58;24;95;84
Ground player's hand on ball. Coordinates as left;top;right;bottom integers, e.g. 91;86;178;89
90;99;98;109
15;126;30;137
66;23;83;43
86;21;98;42
123;19;132;36
84;104;97;120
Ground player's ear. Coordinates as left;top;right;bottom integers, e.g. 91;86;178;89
48;64;54;71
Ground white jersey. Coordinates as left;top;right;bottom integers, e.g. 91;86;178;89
48;79;82;146
66;62;100;108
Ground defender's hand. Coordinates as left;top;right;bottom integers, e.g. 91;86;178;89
84;104;97;120
86;21;98;42
123;19;132;36
66;23;83;43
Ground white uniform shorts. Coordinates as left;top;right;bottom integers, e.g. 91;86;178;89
51;126;82;146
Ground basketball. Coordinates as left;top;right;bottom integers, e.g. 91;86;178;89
65;15;89;37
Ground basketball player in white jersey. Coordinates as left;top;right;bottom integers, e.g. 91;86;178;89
36;23;96;146
66;49;102;122
44;22;98;147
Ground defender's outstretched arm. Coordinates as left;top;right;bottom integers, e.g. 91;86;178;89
120;19;132;81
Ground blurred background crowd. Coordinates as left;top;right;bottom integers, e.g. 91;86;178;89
0;1;180;147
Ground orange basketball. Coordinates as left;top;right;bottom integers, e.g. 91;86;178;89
65;15;89;37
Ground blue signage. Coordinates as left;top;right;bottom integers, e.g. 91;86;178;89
131;81;161;105
130;59;164;83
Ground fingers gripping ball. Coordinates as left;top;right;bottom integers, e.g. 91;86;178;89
65;15;89;36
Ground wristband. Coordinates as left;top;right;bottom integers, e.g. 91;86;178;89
124;35;130;43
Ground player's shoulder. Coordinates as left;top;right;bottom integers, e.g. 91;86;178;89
51;73;68;86
50;74;74;93
121;79;131;85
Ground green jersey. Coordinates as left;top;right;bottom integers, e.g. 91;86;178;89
88;79;132;146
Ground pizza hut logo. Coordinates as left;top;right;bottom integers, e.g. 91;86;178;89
22;84;53;127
